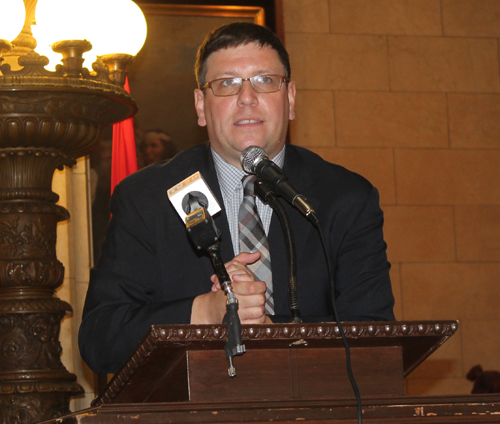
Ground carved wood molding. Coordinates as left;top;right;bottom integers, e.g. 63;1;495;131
0;297;71;313
140;4;266;26
149;321;458;342
0;392;74;424
0;261;65;289
0;373;81;391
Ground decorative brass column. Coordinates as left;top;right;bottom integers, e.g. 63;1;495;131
0;18;137;424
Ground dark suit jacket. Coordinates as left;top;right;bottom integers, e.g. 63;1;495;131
79;143;395;373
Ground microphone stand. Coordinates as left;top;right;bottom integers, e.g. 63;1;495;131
254;179;302;323
185;206;246;377
206;243;245;376
256;181;363;423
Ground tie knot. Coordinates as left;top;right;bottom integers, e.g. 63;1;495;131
242;175;256;197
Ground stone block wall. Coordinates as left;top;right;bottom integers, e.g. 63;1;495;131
284;0;500;395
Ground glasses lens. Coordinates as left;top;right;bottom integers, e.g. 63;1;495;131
212;78;241;96
208;75;284;96
252;75;282;93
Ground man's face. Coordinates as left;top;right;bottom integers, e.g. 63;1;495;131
142;132;166;165
194;42;296;168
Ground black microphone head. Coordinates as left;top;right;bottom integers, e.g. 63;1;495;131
240;146;268;174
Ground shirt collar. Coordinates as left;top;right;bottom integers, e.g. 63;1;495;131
211;145;286;198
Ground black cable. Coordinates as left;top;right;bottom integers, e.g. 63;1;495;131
313;216;363;424
255;178;361;421
255;179;302;323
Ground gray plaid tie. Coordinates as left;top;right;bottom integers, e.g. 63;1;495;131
238;175;274;315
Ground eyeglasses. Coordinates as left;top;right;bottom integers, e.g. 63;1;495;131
202;74;289;97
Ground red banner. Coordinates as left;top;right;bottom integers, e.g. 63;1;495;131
111;77;137;194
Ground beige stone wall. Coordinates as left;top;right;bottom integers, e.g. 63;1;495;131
284;0;500;395
54;158;95;410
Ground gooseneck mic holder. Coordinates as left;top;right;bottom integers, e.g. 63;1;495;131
254;178;302;323
184;197;246;377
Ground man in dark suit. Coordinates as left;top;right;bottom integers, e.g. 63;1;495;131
79;23;394;374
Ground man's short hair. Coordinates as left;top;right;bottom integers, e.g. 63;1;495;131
195;22;291;89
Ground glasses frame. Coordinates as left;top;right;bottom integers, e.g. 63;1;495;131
202;74;289;97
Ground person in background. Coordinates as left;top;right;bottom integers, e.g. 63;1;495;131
140;128;178;166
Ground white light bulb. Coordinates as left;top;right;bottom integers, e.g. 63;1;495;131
91;0;148;57
35;0;100;44
0;0;26;42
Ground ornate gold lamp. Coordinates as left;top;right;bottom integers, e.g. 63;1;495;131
0;1;146;422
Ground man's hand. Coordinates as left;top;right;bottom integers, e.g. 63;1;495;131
190;251;272;325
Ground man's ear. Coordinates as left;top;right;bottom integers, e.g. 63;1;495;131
287;80;296;121
194;89;207;127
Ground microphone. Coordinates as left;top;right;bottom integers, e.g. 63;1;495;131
181;191;221;250
240;146;317;223
178;191;246;375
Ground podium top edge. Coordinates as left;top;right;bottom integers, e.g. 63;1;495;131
147;320;458;342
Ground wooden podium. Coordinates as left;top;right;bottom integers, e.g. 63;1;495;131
39;321;500;423
95;320;457;405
